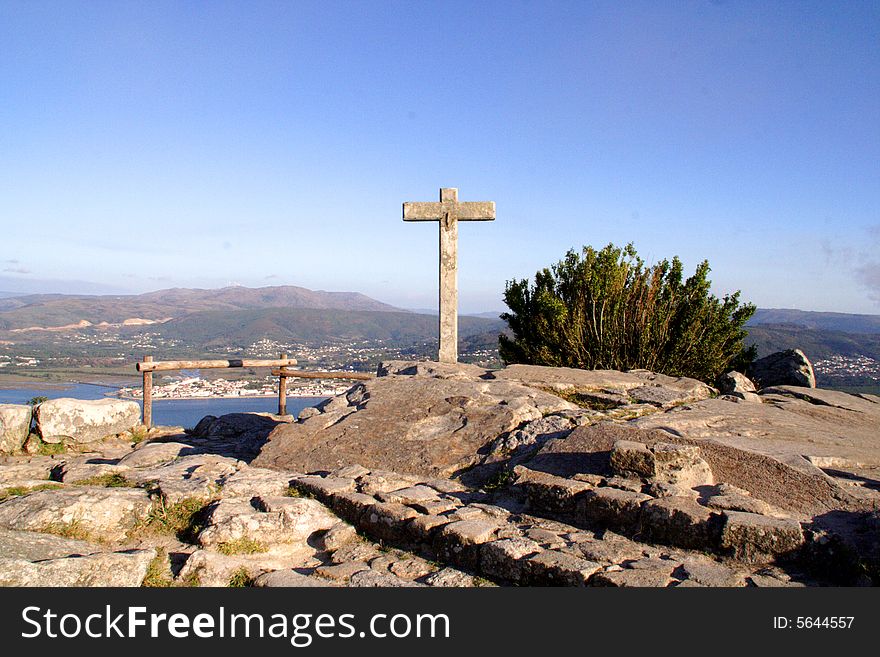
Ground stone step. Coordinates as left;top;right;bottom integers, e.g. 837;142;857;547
511;465;805;564
288;469;802;587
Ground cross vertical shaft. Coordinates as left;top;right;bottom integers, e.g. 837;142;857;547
402;187;496;363
438;191;459;363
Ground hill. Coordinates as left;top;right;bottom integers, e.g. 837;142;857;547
156;307;505;349
749;308;880;334
0;285;399;330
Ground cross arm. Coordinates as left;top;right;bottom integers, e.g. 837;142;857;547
402;201;496;221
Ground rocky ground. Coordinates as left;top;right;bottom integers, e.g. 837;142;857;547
0;360;877;587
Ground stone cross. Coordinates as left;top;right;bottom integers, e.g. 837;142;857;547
403;188;495;363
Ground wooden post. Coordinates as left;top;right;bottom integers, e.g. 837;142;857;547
277;352;288;416
142;355;153;429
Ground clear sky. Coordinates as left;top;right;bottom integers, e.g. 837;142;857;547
1;0;878;314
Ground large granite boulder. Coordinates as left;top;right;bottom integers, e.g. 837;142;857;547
0;549;156;586
748;349;816;389
0;404;31;454
35;398;141;444
255;362;577;478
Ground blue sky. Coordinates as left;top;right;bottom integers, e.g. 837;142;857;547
1;0;878;313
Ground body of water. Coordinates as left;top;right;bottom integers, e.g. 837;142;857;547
0;384;327;429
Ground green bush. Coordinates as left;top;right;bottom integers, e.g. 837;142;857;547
499;243;756;383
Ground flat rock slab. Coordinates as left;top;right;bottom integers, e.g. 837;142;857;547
0;527;103;561
35;398;140;444
0;486;153;542
0;549;156;586
633;387;880;498
117;442;197;468
526;423;853;518
0;458;56;484
197;496;339;549
125;454;243;503
487;365;714;406
254;368;575;479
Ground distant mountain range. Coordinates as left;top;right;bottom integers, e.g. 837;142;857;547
748;308;880;334
0;285;399;330
2;286;879;370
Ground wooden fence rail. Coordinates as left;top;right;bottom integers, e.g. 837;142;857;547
137;353;374;428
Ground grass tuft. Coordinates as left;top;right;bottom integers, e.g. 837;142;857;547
38;520;93;542
217;537;268;555
228;567;255;588
71;473;135;488
0;483;62;502
135;496;211;543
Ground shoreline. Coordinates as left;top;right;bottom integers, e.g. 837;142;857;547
113;392;333;402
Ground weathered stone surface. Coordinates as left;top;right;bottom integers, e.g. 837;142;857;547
220;466;294;499
514;466;593;515
577;487;650;530
35;398;140;444
316;561;370;580
592;567;674;587
0;404;31;454
0;486;152;542
357;470;423;496
491;414;574;456
0;549;155;586
254;364;576;479
423;567;481;587
651;443;713;488
718;371;757;396
293;475;356;500
541;422;861;518
575;531;646;564
679;558;745;587
0;458;55;484
610;440;655;478
433;519;499;569
117;442;194;468
348;568;421;587
749;349;816;389
720;511;804;562
125;454;241;503
480;537;541;582
57;458;131;483
487;365;714;405
178;549;307;587
358;501;419;544
641;497;719;549
0;527;101;560
253;570;332;587
523;549;602;586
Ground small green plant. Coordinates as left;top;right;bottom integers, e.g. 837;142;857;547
142;549;201;587
228;567;254;588
128;426;149;444
33;439;65;456
0;482;62;502
71;473;135;488
284;485;314;499
217;537;268;555
142;550;174;588
543;387;624;410
500;242;756;383
27;396;48;406
138;496;210;543
482;468;516;492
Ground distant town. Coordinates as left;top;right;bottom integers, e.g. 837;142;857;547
116;373;351;400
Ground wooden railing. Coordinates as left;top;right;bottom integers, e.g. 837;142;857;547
136;353;373;428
